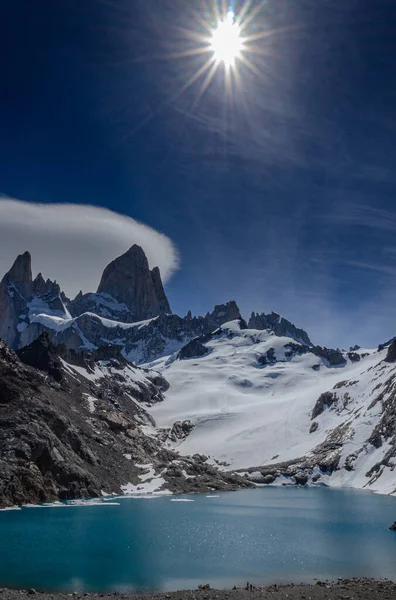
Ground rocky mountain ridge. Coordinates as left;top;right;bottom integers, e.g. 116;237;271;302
0;249;315;365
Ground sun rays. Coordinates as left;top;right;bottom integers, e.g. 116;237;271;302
167;1;270;106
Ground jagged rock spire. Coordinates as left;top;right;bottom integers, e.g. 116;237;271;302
97;245;171;321
0;251;68;349
5;251;32;297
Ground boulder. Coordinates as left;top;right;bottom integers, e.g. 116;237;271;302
294;471;308;485
168;420;195;442
262;474;276;484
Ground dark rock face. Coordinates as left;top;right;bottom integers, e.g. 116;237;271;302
258;348;276;366
284;342;310;359
0;252;33;348
151;266;171;315
378;337;396;352
17;332;64;382
390;522;396;531
312;391;338;419
68;292;136;323
6;251;32;297
347;352;361;363
210;301;241;324
311;346;346;367
384;340;396;363
248;311;312;346
179;337;210;360
97;245;171;321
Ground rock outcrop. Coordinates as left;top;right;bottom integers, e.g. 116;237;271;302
311;346;346;367
248;311;312;346
97;245;171;320
68;292;136;323
178;337;210;360
312;391;338;419
384;339;396;363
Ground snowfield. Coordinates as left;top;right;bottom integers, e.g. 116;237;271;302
147;321;396;495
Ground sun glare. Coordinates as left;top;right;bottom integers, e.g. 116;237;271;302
168;2;268;106
210;10;244;68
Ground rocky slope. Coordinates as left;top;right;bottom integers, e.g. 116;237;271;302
0;334;251;509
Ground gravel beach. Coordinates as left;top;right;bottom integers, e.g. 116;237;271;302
1;580;396;600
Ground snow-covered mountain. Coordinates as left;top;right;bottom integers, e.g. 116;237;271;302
147;321;396;495
1;247;395;498
0;249;312;364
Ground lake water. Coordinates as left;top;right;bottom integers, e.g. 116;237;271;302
1;487;396;592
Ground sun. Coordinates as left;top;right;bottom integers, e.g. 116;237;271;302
165;3;266;106
210;10;244;68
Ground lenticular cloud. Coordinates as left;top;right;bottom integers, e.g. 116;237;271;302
0;198;179;297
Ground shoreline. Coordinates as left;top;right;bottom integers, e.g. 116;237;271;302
1;579;396;600
1;478;396;511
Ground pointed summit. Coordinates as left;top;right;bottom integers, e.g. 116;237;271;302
97;245;171;321
5;251;32;296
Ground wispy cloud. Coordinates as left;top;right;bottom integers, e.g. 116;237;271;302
320;203;396;233
0;198;179;298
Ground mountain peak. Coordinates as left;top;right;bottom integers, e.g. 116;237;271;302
5;251;32;295
97;245;171;321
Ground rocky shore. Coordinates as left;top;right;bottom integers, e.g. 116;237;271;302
1;579;396;600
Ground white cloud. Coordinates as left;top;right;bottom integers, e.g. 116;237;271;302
0;198;179;298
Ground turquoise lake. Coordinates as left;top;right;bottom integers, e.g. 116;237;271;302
1;487;396;592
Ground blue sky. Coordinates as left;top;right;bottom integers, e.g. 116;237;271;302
1;0;396;348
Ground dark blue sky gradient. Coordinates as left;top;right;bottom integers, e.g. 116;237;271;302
1;0;396;346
